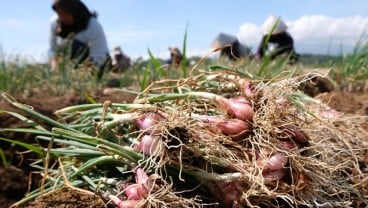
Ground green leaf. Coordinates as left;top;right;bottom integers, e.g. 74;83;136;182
49;148;104;157
147;48;166;78
0;110;47;131
0;148;9;168
181;23;189;78
36;136;97;149
1;92;83;134
141;65;150;92
69;155;121;179
0;128;56;136
0;137;44;156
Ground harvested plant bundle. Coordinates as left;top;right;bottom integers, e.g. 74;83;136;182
1;70;367;208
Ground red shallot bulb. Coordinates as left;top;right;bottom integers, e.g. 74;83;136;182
264;152;289;171
108;194;139;208
278;124;308;144
216;96;254;121
124;184;144;200
193;114;252;140
133;112;165;134
134;134;159;155
263;168;288;183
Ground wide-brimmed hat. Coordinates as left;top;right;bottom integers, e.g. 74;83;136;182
212;33;237;48
261;15;287;35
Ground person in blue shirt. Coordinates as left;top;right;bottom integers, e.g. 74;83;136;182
49;0;111;79
256;15;299;63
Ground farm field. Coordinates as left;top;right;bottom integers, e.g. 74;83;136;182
0;51;367;207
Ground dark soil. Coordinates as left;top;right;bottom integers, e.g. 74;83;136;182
0;84;367;208
24;188;106;208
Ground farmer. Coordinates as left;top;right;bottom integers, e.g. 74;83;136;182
111;46;131;73
48;0;111;79
167;47;183;68
212;33;251;61
256;15;299;62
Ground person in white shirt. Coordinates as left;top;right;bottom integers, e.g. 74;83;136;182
49;0;111;79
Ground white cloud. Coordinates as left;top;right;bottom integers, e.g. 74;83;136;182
237;15;368;55
237;22;262;48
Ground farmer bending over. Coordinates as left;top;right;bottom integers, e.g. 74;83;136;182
256;15;299;63
48;0;111;79
212;33;251;61
111;46;131;73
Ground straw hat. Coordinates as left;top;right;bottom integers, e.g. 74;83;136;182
212;33;237;48
261;15;287;35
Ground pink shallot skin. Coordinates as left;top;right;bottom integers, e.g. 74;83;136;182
195;114;252;140
263;152;289;171
124;183;146;200
209;180;245;208
135;168;151;189
121;168;152;201
263;168;288;184
123;183;149;201
320;106;342;119
257;150;289;171
280;140;297;149
132;112;166;134
216;96;254;121
109;194;140;208
134;134;159;155
256;151;289;183
210;118;252;141
278;124;308;145
239;79;259;101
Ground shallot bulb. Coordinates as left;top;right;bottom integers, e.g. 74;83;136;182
109;195;139;208
124;184;146;200
134;134;159;155
278;124;308;145
263;168;288;183
237;79;257;100
133;112;166;134
280;140;297;149
194;114;252;141
122;168;151;201
216;96;254;121
264;152;289;171
320;106;342;119
136;168;152;190
257;152;289;183
257;152;289;171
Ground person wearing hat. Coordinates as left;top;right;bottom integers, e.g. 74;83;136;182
111;46;131;73
167;47;183;68
256;15;299;62
48;0;111;79
212;33;251;61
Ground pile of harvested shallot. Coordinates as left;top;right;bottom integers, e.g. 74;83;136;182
2;69;367;208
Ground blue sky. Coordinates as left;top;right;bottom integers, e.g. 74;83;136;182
1;0;367;62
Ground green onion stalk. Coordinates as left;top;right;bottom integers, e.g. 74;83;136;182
1;93;251;207
134;91;255;121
